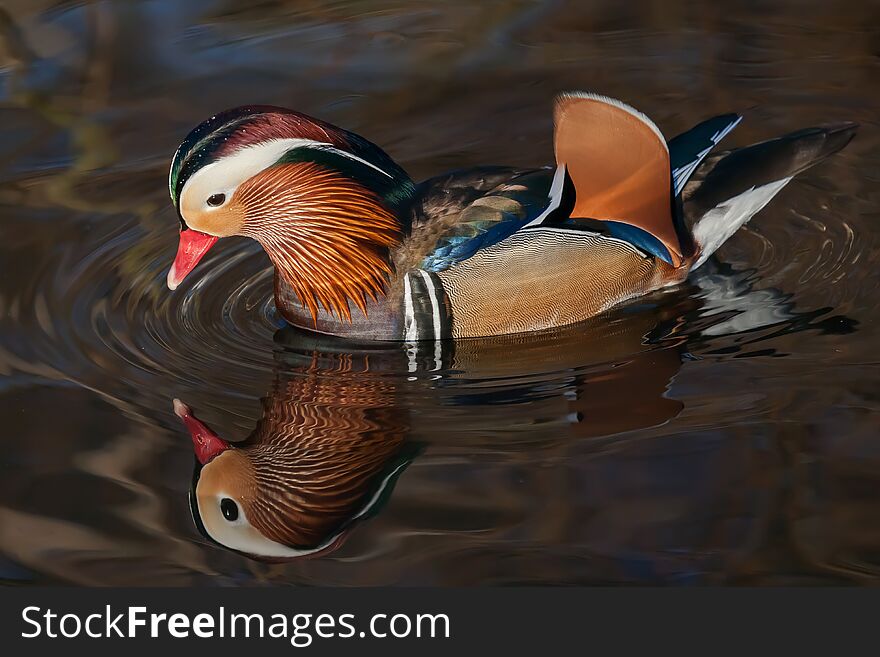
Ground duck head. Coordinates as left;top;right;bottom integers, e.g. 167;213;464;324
173;353;414;561
167;106;415;321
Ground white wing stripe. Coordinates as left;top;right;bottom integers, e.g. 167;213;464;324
524;163;567;228
672;116;743;195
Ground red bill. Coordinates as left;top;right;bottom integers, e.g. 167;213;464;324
167;229;219;291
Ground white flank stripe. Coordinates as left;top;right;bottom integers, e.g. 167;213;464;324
692;176;793;270
418;270;442;341
418;269;445;370
403;272;418;342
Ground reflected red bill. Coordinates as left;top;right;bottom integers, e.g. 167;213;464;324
173;399;231;465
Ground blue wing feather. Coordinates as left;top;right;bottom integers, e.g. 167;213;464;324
603;221;673;264
422;209;537;271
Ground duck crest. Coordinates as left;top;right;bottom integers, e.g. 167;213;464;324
171;106;369;208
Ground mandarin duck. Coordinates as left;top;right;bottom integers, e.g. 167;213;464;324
166;93;856;340
174;352;416;560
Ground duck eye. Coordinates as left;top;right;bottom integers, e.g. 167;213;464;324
220;497;239;522
206;193;226;207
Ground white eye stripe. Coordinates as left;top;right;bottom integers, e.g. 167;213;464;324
179;137;393;213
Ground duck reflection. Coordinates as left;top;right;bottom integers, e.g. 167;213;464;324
174;297;690;561
175;350;416;560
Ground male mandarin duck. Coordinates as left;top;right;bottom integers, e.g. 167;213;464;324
166;93;856;340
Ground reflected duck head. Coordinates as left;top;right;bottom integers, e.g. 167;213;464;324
173;386;414;561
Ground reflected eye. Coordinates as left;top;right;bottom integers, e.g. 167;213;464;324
206;193;226;207
220;497;239;522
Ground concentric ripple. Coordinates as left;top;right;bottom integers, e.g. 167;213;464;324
0;208;284;422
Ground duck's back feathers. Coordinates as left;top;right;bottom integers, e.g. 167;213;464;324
403;167;553;272
396;102;856;339
407;92;711;275
400;162;681;339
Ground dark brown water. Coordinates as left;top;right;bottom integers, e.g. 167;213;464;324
1;0;878;585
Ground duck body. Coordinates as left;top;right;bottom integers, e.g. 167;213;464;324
274;165;683;340
167;94;856;340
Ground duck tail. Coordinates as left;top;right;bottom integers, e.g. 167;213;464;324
685;121;858;269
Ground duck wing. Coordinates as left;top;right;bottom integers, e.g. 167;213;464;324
406;95;746;276
403;166;554;273
668;114;742;195
548;92;684;266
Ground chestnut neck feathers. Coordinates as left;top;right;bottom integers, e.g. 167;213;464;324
172;106;415;322
239;160;404;322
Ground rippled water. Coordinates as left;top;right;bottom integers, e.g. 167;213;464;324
1;1;878;585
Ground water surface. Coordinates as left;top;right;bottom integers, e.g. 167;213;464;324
0;0;878;585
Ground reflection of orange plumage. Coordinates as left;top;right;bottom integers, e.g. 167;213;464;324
178;352;411;560
242;354;406;548
177;302;697;561
237;163;402;323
